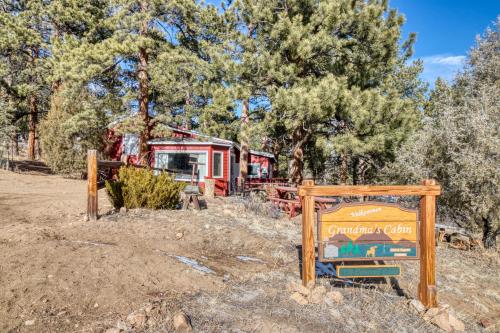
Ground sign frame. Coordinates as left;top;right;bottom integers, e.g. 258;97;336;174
317;202;420;262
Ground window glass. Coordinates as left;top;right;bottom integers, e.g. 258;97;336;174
123;134;139;155
213;152;223;178
248;163;260;177
155;152;207;181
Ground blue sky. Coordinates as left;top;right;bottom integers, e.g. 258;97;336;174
391;0;499;84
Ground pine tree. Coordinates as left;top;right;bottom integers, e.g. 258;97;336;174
386;19;500;248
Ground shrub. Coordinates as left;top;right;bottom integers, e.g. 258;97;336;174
108;166;184;210
105;180;124;209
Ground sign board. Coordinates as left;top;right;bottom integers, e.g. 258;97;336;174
318;202;419;262
336;265;401;278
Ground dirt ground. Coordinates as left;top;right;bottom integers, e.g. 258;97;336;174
0;169;499;333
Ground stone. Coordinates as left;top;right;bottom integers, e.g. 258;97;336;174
430;309;453;332
448;313;465;332
143;303;154;314
127;311;147;328
423;307;440;321
480;318;494;328
105;328;120;333
116;319;128;330
325;291;343;305
309;286;327;304
329;308;341;319
173;312;192;332
290;292;308;305
287;281;310;297
119;207;127;214
409;299;426;313
24;319;35;326
175;232;184;240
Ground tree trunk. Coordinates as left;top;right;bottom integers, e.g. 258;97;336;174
27;48;39;160
184;90;191;130
28;94;37;160
137;1;150;164
271;141;282;178
482;207;499;248
290;125;309;186
238;99;249;186
339;151;348;185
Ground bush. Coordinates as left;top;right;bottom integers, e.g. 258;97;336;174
106;166;185;210
105;180;123;209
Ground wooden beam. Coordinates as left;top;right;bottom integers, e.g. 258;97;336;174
97;160;124;168
87;150;98;221
419;179;438;308
300;179;316;287
298;185;441;197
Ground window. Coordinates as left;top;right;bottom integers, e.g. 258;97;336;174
123;133;139;155
213;152;223;178
248;163;260;178
155;152;207;181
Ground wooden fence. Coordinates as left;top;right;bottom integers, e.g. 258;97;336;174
298;179;441;308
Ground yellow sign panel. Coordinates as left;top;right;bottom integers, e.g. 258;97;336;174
318;202;419;262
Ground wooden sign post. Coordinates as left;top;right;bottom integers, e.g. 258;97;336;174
298;180;441;308
87;149;98;221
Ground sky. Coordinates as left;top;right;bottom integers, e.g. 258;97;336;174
391;0;499;84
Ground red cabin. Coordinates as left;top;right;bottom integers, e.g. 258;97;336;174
110;126;275;196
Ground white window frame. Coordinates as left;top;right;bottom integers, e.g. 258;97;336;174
247;163;261;178
154;150;208;182
212;151;224;179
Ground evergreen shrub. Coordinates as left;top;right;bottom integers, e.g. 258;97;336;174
105;167;184;210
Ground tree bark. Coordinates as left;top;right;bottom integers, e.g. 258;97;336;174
482;207;499;248
28;94;37;160
137;1;150;164
290;125;309;186
271;141;282;178
27;48;39;160
238;99;249;186
339;151;348;185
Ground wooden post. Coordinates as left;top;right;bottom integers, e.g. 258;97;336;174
419;179;437;307
87;150;98;221
301;179;315;287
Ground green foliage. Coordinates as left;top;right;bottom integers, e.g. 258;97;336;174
118;166;185;210
105;180;124;209
385;19;500;248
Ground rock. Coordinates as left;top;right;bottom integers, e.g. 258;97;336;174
143;302;154;314
448;313;465;332
116;319;128;330
119;207;127;214
290;292;308;305
126;311;147;328
173;312;192;332
480;318;494;328
83;215;89;222
427;307;465;332
105;328;121;333
423;307;440;321
309;286;327;304
93;302;99;308
329;308;341;319
175;232;184;240
287;281;310;297
409;299;426;313
24;319;35;326
430;309;453;332
325;291;343;305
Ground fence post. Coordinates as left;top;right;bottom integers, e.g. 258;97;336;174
301;179;315;287
87;149;98;221
419;179;437;307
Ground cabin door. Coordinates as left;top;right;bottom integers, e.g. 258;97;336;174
230;153;239;194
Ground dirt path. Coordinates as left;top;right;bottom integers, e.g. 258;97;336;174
0;170;499;333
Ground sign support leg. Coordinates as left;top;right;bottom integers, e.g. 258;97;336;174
301;179;315;287
87;149;98;221
419;179;437;307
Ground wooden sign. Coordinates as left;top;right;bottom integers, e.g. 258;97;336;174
318;202;419;262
